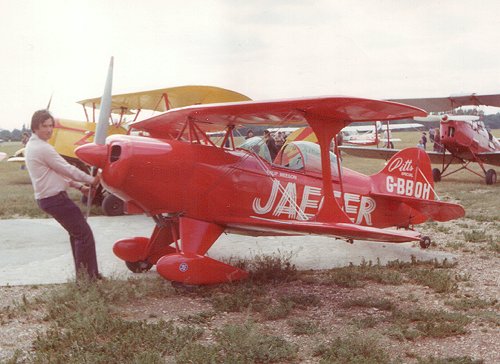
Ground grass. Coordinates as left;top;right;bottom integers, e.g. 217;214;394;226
323;257;458;293
261;293;321;320
341;297;396;311
488;241;500;254
445;297;498;311
207;252;301;314
416;356;484;364
288;318;321;335
463;229;493;243
18;276;200;363
314;334;391;363
177;322;298;363
387;309;471;341
179;310;217;324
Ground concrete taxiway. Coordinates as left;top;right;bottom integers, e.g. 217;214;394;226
0;215;455;286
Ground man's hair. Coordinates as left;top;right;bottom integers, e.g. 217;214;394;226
31;109;54;132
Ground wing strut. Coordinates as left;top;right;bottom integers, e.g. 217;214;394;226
305;113;351;224
333;134;346;211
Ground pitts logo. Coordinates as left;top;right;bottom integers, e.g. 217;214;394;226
387;157;414;177
252;180;376;225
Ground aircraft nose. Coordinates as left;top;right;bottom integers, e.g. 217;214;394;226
75;143;108;168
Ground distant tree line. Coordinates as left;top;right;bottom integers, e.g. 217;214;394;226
0;125;30;142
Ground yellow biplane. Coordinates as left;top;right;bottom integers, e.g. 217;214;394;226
15;86;252;215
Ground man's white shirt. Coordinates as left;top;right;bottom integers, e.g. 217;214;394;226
25;134;93;199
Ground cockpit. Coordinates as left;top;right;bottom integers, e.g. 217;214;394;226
238;137;339;176
238;136;273;163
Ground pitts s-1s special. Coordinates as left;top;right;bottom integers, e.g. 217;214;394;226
76;92;465;285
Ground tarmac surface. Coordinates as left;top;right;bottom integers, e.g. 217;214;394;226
0;215;455;286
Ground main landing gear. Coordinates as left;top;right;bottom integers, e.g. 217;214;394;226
431;156;497;185
114;215;248;285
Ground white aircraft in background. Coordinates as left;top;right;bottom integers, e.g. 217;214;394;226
285;121;423;148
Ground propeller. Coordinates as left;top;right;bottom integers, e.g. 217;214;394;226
46;93;53;110
86;57;114;218
95;57;114;144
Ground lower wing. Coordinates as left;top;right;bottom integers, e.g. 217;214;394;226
221;216;421;243
478;152;500;167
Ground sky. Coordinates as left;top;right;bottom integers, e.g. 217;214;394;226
2;0;500;131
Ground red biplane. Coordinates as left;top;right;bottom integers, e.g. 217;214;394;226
343;93;500;184
76;93;465;285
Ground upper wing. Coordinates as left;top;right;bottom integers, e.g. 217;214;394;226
340;146;462;164
388;93;500;112
477;151;500;166
77;85;252;113
131;97;427;139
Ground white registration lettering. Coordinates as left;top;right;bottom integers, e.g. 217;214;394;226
252;179;280;214
385;177;431;199
252;181;375;225
356;196;376;225
273;182;298;219
386;176;394;193
299;186;322;220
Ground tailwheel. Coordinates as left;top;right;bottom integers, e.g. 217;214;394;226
485;169;497;185
126;261;153;273
432;168;441;182
419;236;432;249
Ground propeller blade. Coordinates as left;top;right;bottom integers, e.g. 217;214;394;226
86;57;114;219
94;57;114;145
46;93;53;110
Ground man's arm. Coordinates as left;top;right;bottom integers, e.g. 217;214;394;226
42;143;95;184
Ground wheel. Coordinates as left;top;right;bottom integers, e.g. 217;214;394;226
102;193;124;216
432;168;441;182
419;236;431;249
485;169;497;185
80;186;105;206
125;261;153;273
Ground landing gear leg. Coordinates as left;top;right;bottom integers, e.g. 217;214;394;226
486;169;497;185
113;214;179;273
432;168;441;182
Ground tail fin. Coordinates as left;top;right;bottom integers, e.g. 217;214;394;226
370;148;465;222
371;147;434;200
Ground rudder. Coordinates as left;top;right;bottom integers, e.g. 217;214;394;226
371;147;435;200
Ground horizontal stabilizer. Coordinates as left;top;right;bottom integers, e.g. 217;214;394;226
371;192;465;222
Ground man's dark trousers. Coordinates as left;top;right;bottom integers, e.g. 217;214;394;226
38;191;99;279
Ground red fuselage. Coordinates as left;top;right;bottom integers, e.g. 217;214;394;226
440;119;500;160
93;135;430;232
